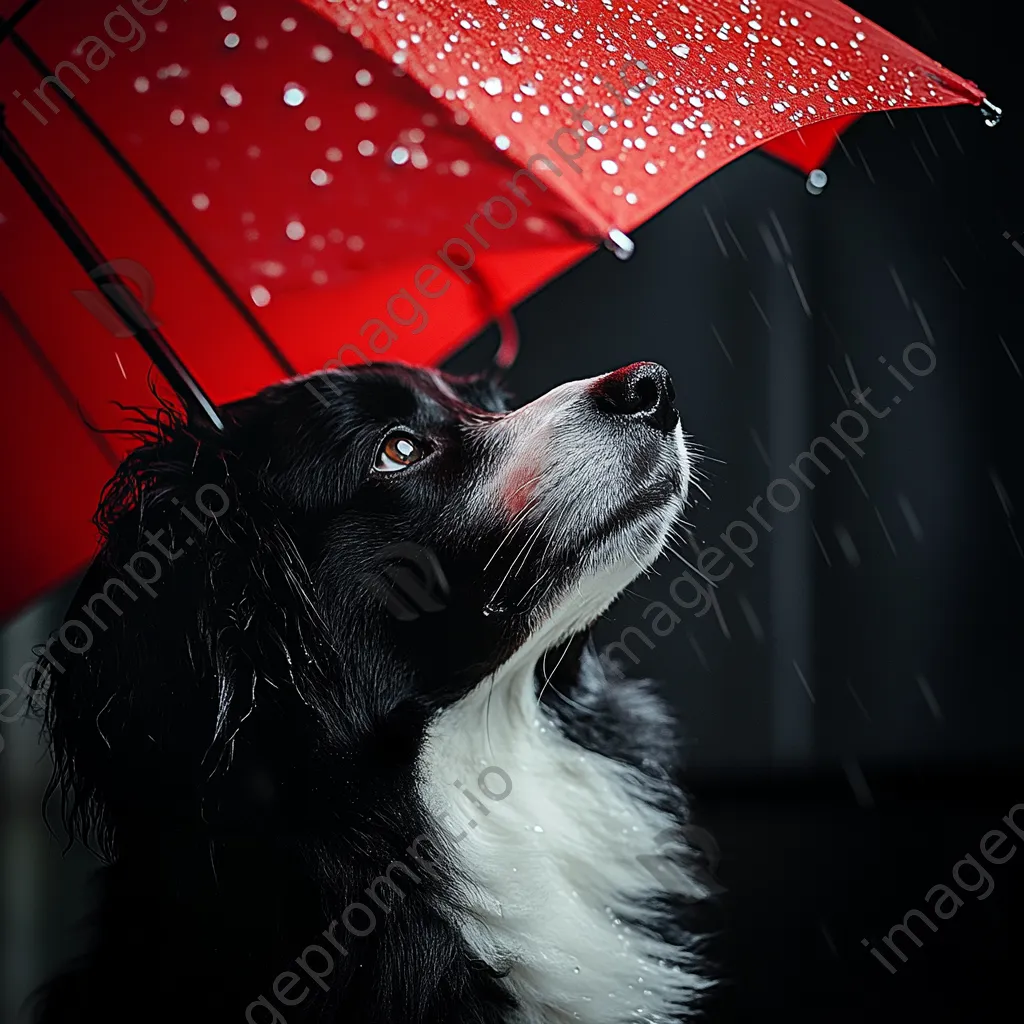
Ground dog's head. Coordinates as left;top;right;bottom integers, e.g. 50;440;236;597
37;362;692;850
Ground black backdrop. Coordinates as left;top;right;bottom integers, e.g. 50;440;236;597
2;0;1023;1020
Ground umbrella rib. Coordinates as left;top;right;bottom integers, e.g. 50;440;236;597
0;1;43;46
6;31;298;379
1;114;225;432
0;289;121;470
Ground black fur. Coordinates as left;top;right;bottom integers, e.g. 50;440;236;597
26;363;703;1024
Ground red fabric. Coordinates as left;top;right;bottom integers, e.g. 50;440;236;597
0;0;984;618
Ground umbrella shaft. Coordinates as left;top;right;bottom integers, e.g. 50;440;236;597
0;110;224;432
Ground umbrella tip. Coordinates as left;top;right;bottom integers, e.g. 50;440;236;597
605;228;634;260
980;98;1002;127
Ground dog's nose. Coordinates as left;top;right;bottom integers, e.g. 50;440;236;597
590;362;678;433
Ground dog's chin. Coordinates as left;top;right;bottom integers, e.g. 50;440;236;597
519;482;684;660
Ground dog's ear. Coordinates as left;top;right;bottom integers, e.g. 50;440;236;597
35;405;341;857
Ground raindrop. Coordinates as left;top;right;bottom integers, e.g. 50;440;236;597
500;48;522;65
451;159;470;177
247;145;261;158
806;168;828;194
192;115;210;133
586;137;602;151
356;69;373;86
220;85;242;107
312;44;333;63
255;36;268;50
283;83;307;106
355;102;377;120
224;32;240;48
644;160;658;174
347;236;364;251
134;76;149;93
281;17;297;31
191;193;210;211
305;115;320;131
326;147;342;161
696;148;706;159
219;5;236;21
286;220;305;240
250;284;271;307
601;159;618;174
310;167;330;184
671;43;690;58
391;146;410;165
357;140;375;156
495;135;511;150
626;192;638;204
532;825;545;833
482;76;503;96
511;110;523;123
312;270;328;285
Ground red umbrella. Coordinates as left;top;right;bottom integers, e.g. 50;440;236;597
0;0;993;619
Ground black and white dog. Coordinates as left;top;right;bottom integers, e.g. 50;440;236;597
31;361;712;1024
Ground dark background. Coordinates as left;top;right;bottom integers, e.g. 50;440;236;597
3;0;1023;1020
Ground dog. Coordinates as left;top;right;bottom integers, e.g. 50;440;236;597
30;360;712;1024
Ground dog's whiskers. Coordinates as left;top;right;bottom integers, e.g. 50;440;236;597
483;493;541;572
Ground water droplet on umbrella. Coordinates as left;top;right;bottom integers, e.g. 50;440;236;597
286;220;305;240
356;69;373;86
601;159;618;174
192;193;210;210
224;32;240;48
644;160;658;174
220;85;242;107
134;76;149;93
283;83;306;106
219;5;236;21
281;17;297;31
192;115;210;134
482;76;503;95
451;159;470;176
495;135;511;150
391;145;410;165
355;102;377;120
250;284;271;307
626;192;637;205
326;147;342;162
586;136;602;150
310;167;331;184
247;145;261;158
312;45;333;63
305;115;320;130
806;168;828;194
500;48;522;65
981;98;1002;127
255;36;268;51
356;140;375;156
671;44;690;58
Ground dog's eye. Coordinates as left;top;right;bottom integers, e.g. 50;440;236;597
374;432;425;473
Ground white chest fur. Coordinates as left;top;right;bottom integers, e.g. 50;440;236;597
418;660;707;1024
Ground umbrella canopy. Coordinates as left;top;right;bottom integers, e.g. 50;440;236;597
0;0;987;619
